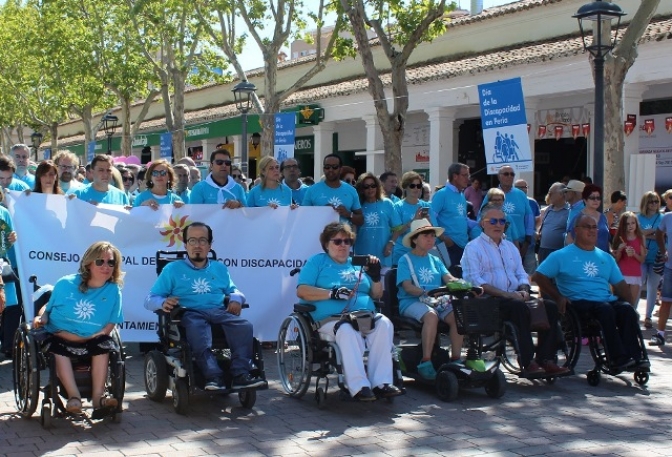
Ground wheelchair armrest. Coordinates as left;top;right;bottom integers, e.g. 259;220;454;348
294;303;316;313
224;295;249;309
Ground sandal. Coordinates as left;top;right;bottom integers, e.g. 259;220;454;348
66;397;82;414
97;395;118;410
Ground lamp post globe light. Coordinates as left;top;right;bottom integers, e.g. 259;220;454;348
232;80;257;177
573;0;626;189
101;113;119;155
30;131;43;161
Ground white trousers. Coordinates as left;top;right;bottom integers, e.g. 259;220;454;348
318;314;395;397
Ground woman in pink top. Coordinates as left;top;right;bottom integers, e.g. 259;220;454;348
611;211;647;307
464;177;483;211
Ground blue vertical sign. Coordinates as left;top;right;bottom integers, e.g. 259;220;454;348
478;77;531;174
43;148;51;160
160;132;172;160
274;112;296;162
87;142;96;164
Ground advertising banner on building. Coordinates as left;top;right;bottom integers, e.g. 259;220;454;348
478;77;532;174
160;132;172;160
274;112;296;161
639;112;672;190
7;192;337;342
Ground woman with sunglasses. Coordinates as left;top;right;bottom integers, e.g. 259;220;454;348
132;160;184;210
662;189;672;213
354;173;401;269
119;167;136;205
297;222;402;401
392;171;433;265
32;242;124;416
638;191;662;328
247;156;294;208
566;184;610;252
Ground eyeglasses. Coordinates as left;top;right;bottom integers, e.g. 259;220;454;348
586;196;601;201
186;237;210;246
500;172;515;177
151;170;168;177
232;174;242;179
213;159;232;166
648;200;660;204
94;259;116;267
363;184;377;190
576;224;598;230
323;164;340;170
330;238;352;246
122;177;134;183
516;185;528;190
58;165;75;171
487;218;507;226
407;183;423;189
283;164;299;170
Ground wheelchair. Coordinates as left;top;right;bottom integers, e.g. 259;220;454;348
276;269;405;408
381;268;507;401
570;304;650;387
13;276;125;428
143;250;268;415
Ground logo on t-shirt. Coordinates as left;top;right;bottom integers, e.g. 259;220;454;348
327;196;343;207
74;300;96;320
456;203;465;216
365;212;380;226
418;267;436;284
339;269;358;284
502;202;515;213
583;261;598;277
192;278;211;294
267;197;282;207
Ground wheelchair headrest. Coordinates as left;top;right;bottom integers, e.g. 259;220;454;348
33;284;53;309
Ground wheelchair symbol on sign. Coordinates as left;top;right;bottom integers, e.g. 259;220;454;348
493;131;520;163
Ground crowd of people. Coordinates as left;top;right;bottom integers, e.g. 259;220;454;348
0;142;668;404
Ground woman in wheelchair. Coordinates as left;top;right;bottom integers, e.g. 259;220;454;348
397;219;465;380
32;241;124;415
297;222;402;401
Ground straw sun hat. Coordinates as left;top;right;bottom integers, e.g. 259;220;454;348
402;218;444;248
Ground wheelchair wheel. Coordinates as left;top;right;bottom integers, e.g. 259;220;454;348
315;387;327;409
238;389;256;409
144;351;169;401
587;370;601;386
40;400;52;429
558;308;581;370
485;369;507;398
13;325;40;418
634;371;649;386
435;370;459;402
500;335;521;375
277;314;312;398
172;378;190;415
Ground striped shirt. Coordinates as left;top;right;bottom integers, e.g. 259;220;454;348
461;232;529;292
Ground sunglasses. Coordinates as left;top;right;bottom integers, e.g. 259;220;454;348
94;259;116;267
122;177;135;182
648;200;660;204
407;183;423;189
576;224;598;230
283;164;299;170
586;196;601;201
487;218;507;226
500;172;515;177
323;164;340;170
151;170;168;177
345;179;355;184
330;238;352;246
362;184;377;190
232;174;242;179
213;159;232;166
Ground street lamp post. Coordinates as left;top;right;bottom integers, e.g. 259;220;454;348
232;80;257;177
30;131;43;161
101;114;119;155
573;0;626;188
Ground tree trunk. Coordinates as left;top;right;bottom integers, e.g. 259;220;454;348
1;127;13;155
171;71;187;161
121;98;132;156
50;122;59;153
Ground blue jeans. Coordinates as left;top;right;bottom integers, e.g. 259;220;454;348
641;263;661;319
181;308;254;380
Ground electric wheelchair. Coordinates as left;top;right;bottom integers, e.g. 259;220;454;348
143;250;268;415
13;276;125;428
276;269;405;408
382;268;507;401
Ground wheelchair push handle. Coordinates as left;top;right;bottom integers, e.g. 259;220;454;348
290;268;301;277
427;283;483;299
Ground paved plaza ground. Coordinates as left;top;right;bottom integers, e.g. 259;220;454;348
0;308;671;457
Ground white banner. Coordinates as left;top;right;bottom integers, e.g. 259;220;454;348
7;192;337;342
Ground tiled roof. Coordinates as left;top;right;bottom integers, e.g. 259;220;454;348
59;12;672;146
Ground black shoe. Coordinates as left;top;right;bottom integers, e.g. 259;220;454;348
612;357;635;371
204;379;225;391
232;373;266;389
354;387;376;402
373;384;403;399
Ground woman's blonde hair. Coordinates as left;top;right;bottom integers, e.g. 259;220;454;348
639;191;661;215
486;188;505;201
78;241;124;293
258;156;279;189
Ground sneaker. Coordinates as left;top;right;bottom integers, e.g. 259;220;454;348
232;373;266;389
417;360;437;380
522;360;546;377
354;386;377;401
644;317;653;329
205;379;224;391
649;333;665;347
373;384;402;398
541;360;570;376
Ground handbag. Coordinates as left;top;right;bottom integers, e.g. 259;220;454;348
526;298;550;331
335;310;376;335
653;252;665;275
0;258;17;283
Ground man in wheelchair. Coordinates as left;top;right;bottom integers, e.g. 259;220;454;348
533;213;648;371
145;222;265;391
462;204;570;377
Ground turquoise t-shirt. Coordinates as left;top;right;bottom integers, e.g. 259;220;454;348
638;212;661;264
177;189;191;204
189;178;247;206
354;198;401;268
150;260;239;310
72;184;130;205
133;190;183;207
0;206;18;307
15;173;35;189
6;179;29;192
481;187;531;242
432;185;470;248
302;181;361;223
283;180;309;205
396;252;448;315
45;274;123;338
247;183;293;207
391;199;433;265
297;253;375;322
536;244;623;302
